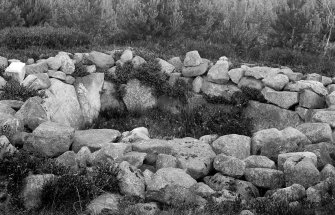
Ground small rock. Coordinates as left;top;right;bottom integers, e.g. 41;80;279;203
244;155;276;169
184;51;202;67
262;74;289;91
212;134;251;159
120;49;133;63
213;154;246;178
4;62;26;83
156;154;177;170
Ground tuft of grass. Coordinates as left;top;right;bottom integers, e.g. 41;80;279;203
0;77;45;102
71;62;91;78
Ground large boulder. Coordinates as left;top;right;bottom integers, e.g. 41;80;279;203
299;89;326;109
211;134;251;159
74;73;104;125
243;101;302;132
284;156;320;188
213;154;246;178
15;97;48;130
251;127;309;160
4;62;26;83
244;168;284;189
30;121;75;157
86;51;114;69
261;87;299;109
296;123;333;144
278;152;317;171
42;78;84;129
228;68;244;84
202;79;241;101
207;60;230;84
72;129;121;153
123;79;157;112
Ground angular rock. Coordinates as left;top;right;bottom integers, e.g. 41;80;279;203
168;57;183;72
199;134;219;145
244;66;280;80
284;156;320;188
184;51;202;67
120;151;147;168
46;56;62;71
56;151;77;170
261;87;299;109
132;56;146;69
57;53;75;75
42;79;84;129
31;121;74;157
156;154;177;169
120;49;133;63
0;103;15;116
310;109;335;128
15;96;48;130
321;164;335;180
0;135;17;160
243;101;302;132
86;193;121;215
190;182;216;198
47;70;66;81
92;143;132;164
271;184;306;202
228;68;244;84
25;62;48;75
0;113;24;137
76;146;91;168
306;73;322;82
87;51;114;69
213;154;246;178
285;80;328;96
123;79;157;112
244;168;284;189
304;142;335;169
182;61;208;77
244;155;276;169
212;134;251;159
262;74;289;91
296;123;333;144
202;79;241;101
207;61;230;84
157;58;175;75
4;62;26;83
278;152;318;171
22;73;51;90
299;89;326;109
322;76;332;86
238;77;264;91
74;73;104;125
72;129;121;153
117;161;145;198
22;174;55;209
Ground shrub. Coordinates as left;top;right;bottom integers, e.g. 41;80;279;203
0;78;45;102
0;0;24;29
2;26;91;49
18;0;52;27
72;62;91;78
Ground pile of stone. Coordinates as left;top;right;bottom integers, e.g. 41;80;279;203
1;49;335;214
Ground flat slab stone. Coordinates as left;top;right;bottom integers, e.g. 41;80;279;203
261;87;299;109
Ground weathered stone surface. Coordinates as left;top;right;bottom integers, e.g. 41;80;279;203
213;154;246;178
56;151;77;170
296;123;333;144
251;127;309;160
0;135;17;160
123;79;157;112
199;134;219;145
47;70;66;81
168;57;183;72
76;146;92;168
117;161;145;198
22;174;55;209
120;151;147;168
271;184;306;202
22;73;51;90
182;61;209;77
207;61;230;84
321;164;335;180
72;129;121;153
306;73;322;82
190;182;216;198
202;79;241;101
74;73;104;125
238;77;264;91
244;66;280;80
322;76;332;86
279;68;303;81
261;87;299;109
192;76;203;93
42;78;84;129
86;193;121;215
212;134;251;159
121;127;150;143
295;106;309;121
310;109;335;128
299;89;326;109
87;51;114;69
0;113;24;138
120;49;133;63
262;74;289;91
0;103;15;116
285;80;328;96
278;152;318;171
57;52;75;75
4;62;26;83
156;154;177;170
132;56;146;69
326;91;335;108
46;56;62;70
92;143;132;164
0;76;6;89
304;142;335;169
228;68;244;84
0;56;8;68
284;156;320;188
157;58;175;75
31;121;74;157
25;62;48;75
100;81;124;112
243;101;302;132
244;155;276;169
15;97;48;130
65;75;75;85
244;168;284;189
184;51;202;67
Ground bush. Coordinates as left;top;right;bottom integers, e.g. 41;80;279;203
0;78;45;102
72;62;91;78
2;26;91;49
